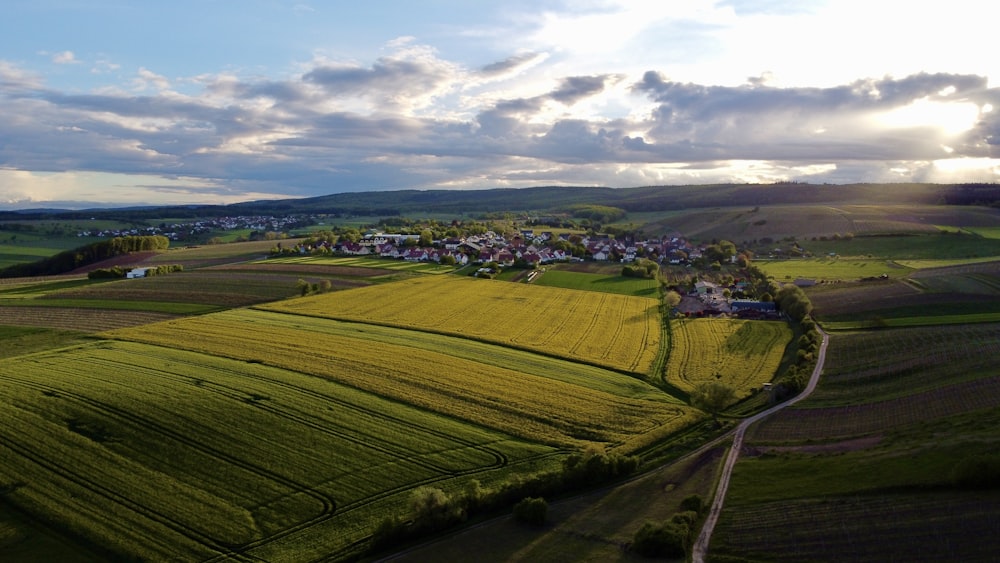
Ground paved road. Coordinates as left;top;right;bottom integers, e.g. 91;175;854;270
691;327;829;563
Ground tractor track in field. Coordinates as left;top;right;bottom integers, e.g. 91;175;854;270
106;345;512;474
4;343;573;561
0;372;332;561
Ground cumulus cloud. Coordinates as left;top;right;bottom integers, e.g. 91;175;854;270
2;36;1000;210
51;50;79;65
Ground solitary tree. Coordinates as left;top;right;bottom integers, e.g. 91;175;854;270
690;380;736;426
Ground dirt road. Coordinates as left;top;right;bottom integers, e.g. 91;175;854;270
691;327;829;563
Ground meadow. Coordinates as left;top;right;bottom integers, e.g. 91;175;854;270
531;268;661;297
260;275;664;375
665;318;792;399
755;258;910;282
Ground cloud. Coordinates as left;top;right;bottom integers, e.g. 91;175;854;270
303;44;461;114
2;38;1000;211
52;51;80;65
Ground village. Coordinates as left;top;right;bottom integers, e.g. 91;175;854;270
281;228;783;320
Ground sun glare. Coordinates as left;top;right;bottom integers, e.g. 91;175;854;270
877;98;980;135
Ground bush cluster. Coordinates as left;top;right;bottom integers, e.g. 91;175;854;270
622;258;659;279
951;454;1000;489
369;446;639;555
512;497;548;526
87;264;183;279
1;235;170;278
631;495;705;558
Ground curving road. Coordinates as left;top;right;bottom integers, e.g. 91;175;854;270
692;327;829;563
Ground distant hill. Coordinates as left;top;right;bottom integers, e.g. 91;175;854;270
1;183;997;221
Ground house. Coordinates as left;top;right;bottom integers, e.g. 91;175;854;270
126;268;150;279
694;280;718;295
730;300;777;313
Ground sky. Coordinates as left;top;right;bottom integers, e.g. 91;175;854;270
1;0;999;210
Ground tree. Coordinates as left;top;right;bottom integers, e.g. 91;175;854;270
512;497;548;526
690;380;736;425
664;290;682;309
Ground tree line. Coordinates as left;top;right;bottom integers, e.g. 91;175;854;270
0;236;169;278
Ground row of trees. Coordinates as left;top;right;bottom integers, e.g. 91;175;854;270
369;446;639;555
88;264;183;279
0;235;170;278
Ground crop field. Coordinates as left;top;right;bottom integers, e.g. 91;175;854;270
0;237;105;269
755;258;911;282
710;322;1000;562
265;254;459;274
0;306;180;332
3;266;373;311
260;275;664;375
803;232;1000;259
531;268;660;297
0;340;568;561
139;239;304;267
665;318;792;397
103;309;696;451
712;492;1000;562
811;324;1000;403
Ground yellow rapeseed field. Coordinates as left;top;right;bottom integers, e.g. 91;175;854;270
666;318;792;396
261;275;663;375
104;309;696;451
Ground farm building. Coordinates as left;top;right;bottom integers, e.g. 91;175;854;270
126;268;151;279
730;300;777;313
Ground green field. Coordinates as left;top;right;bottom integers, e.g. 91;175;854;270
531;268;660;297
803;232;1000;260
710;324;1000;562
756;258;911;282
0;274;698;561
265;254;460;274
0;340;564;561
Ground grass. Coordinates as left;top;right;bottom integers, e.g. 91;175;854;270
755;258;911;282
822;312;1000;330
802;231;1000;260
393;443;728;562
532;268;660;297
0;325;91;359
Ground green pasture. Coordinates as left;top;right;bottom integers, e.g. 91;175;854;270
0;238;103;270
823;313;1000;331
957;226;1000;239
531;269;660;297
895;256;1000;269
0;340;562;561
755;258;911;282
802;232;1000;259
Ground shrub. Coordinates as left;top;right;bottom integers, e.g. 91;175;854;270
512;497;548;526
679;494;704;514
951;454;1000;489
632;520;687;558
